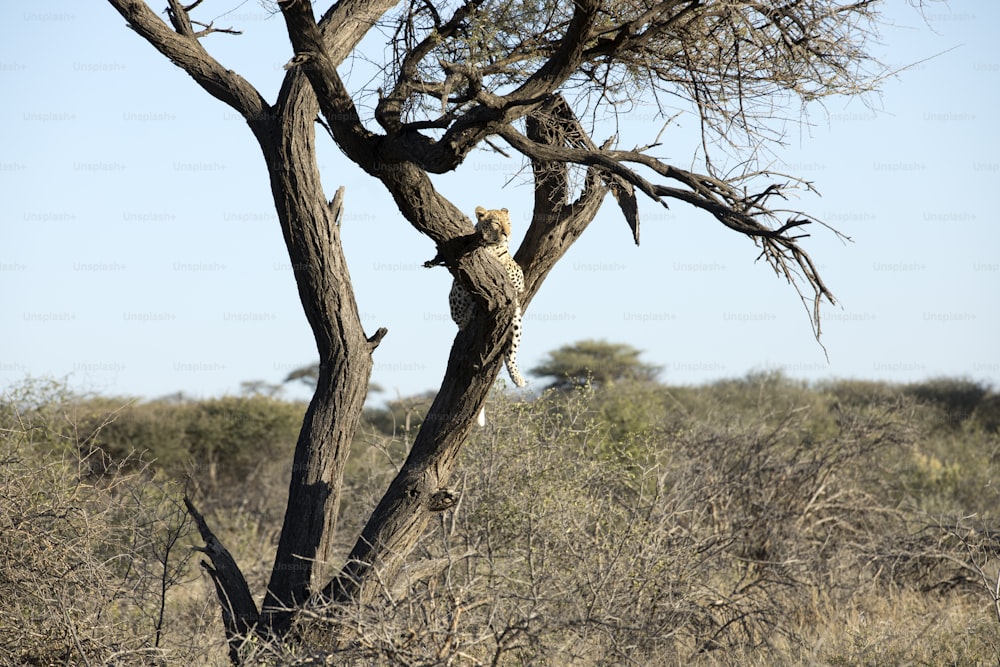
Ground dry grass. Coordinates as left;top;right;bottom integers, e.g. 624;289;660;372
0;380;226;666
3;375;1000;665
286;380;1000;665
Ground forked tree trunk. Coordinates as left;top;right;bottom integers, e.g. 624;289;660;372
102;7;611;653
194;100;609;648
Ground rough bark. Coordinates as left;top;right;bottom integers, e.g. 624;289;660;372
258;0;401;626
184;497;258;663
255;147;383;628
317;100;614;606
275;1;615;610
324;280;516;606
105;0;394;641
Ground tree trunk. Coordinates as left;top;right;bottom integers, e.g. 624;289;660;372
325;251;518;606
255;77;387;632
307;101;613;611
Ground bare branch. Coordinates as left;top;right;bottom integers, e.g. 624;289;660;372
497;120;837;337
516;96;610;306
190;20;243;38
106;0;267;122
361;0;890;179
184;496;258;664
376;0;485;132
278;1;380;171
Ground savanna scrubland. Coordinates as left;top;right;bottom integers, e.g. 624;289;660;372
3;367;1000;666
66;2;982;664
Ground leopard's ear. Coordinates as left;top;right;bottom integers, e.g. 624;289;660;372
475;206;487;220
501;208;508;213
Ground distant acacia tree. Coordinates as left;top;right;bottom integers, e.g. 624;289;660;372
281;363;321;390
283;362;383;394
103;0;915;659
238;379;283;397
532;339;661;389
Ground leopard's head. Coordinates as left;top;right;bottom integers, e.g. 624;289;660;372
474;206;511;245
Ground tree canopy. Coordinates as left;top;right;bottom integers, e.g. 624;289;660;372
532;339;661;389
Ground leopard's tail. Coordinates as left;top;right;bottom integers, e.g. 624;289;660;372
504;355;527;388
504;305;527;388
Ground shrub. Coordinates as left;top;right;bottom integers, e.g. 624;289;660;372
8;374;1000;665
78;394;304;493
288;382;1000;665
903;377;990;429
818;378;900;408
0;380;221;665
972;392;1000;434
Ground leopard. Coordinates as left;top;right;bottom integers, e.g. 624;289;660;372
447;206;527;388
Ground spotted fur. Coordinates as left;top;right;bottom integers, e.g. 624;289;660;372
448;206;527;388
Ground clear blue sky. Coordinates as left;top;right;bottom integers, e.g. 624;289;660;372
2;2;997;403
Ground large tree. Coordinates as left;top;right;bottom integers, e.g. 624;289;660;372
104;0;899;657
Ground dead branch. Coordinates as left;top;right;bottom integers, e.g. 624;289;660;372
107;0;267;122
184;496;259;664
